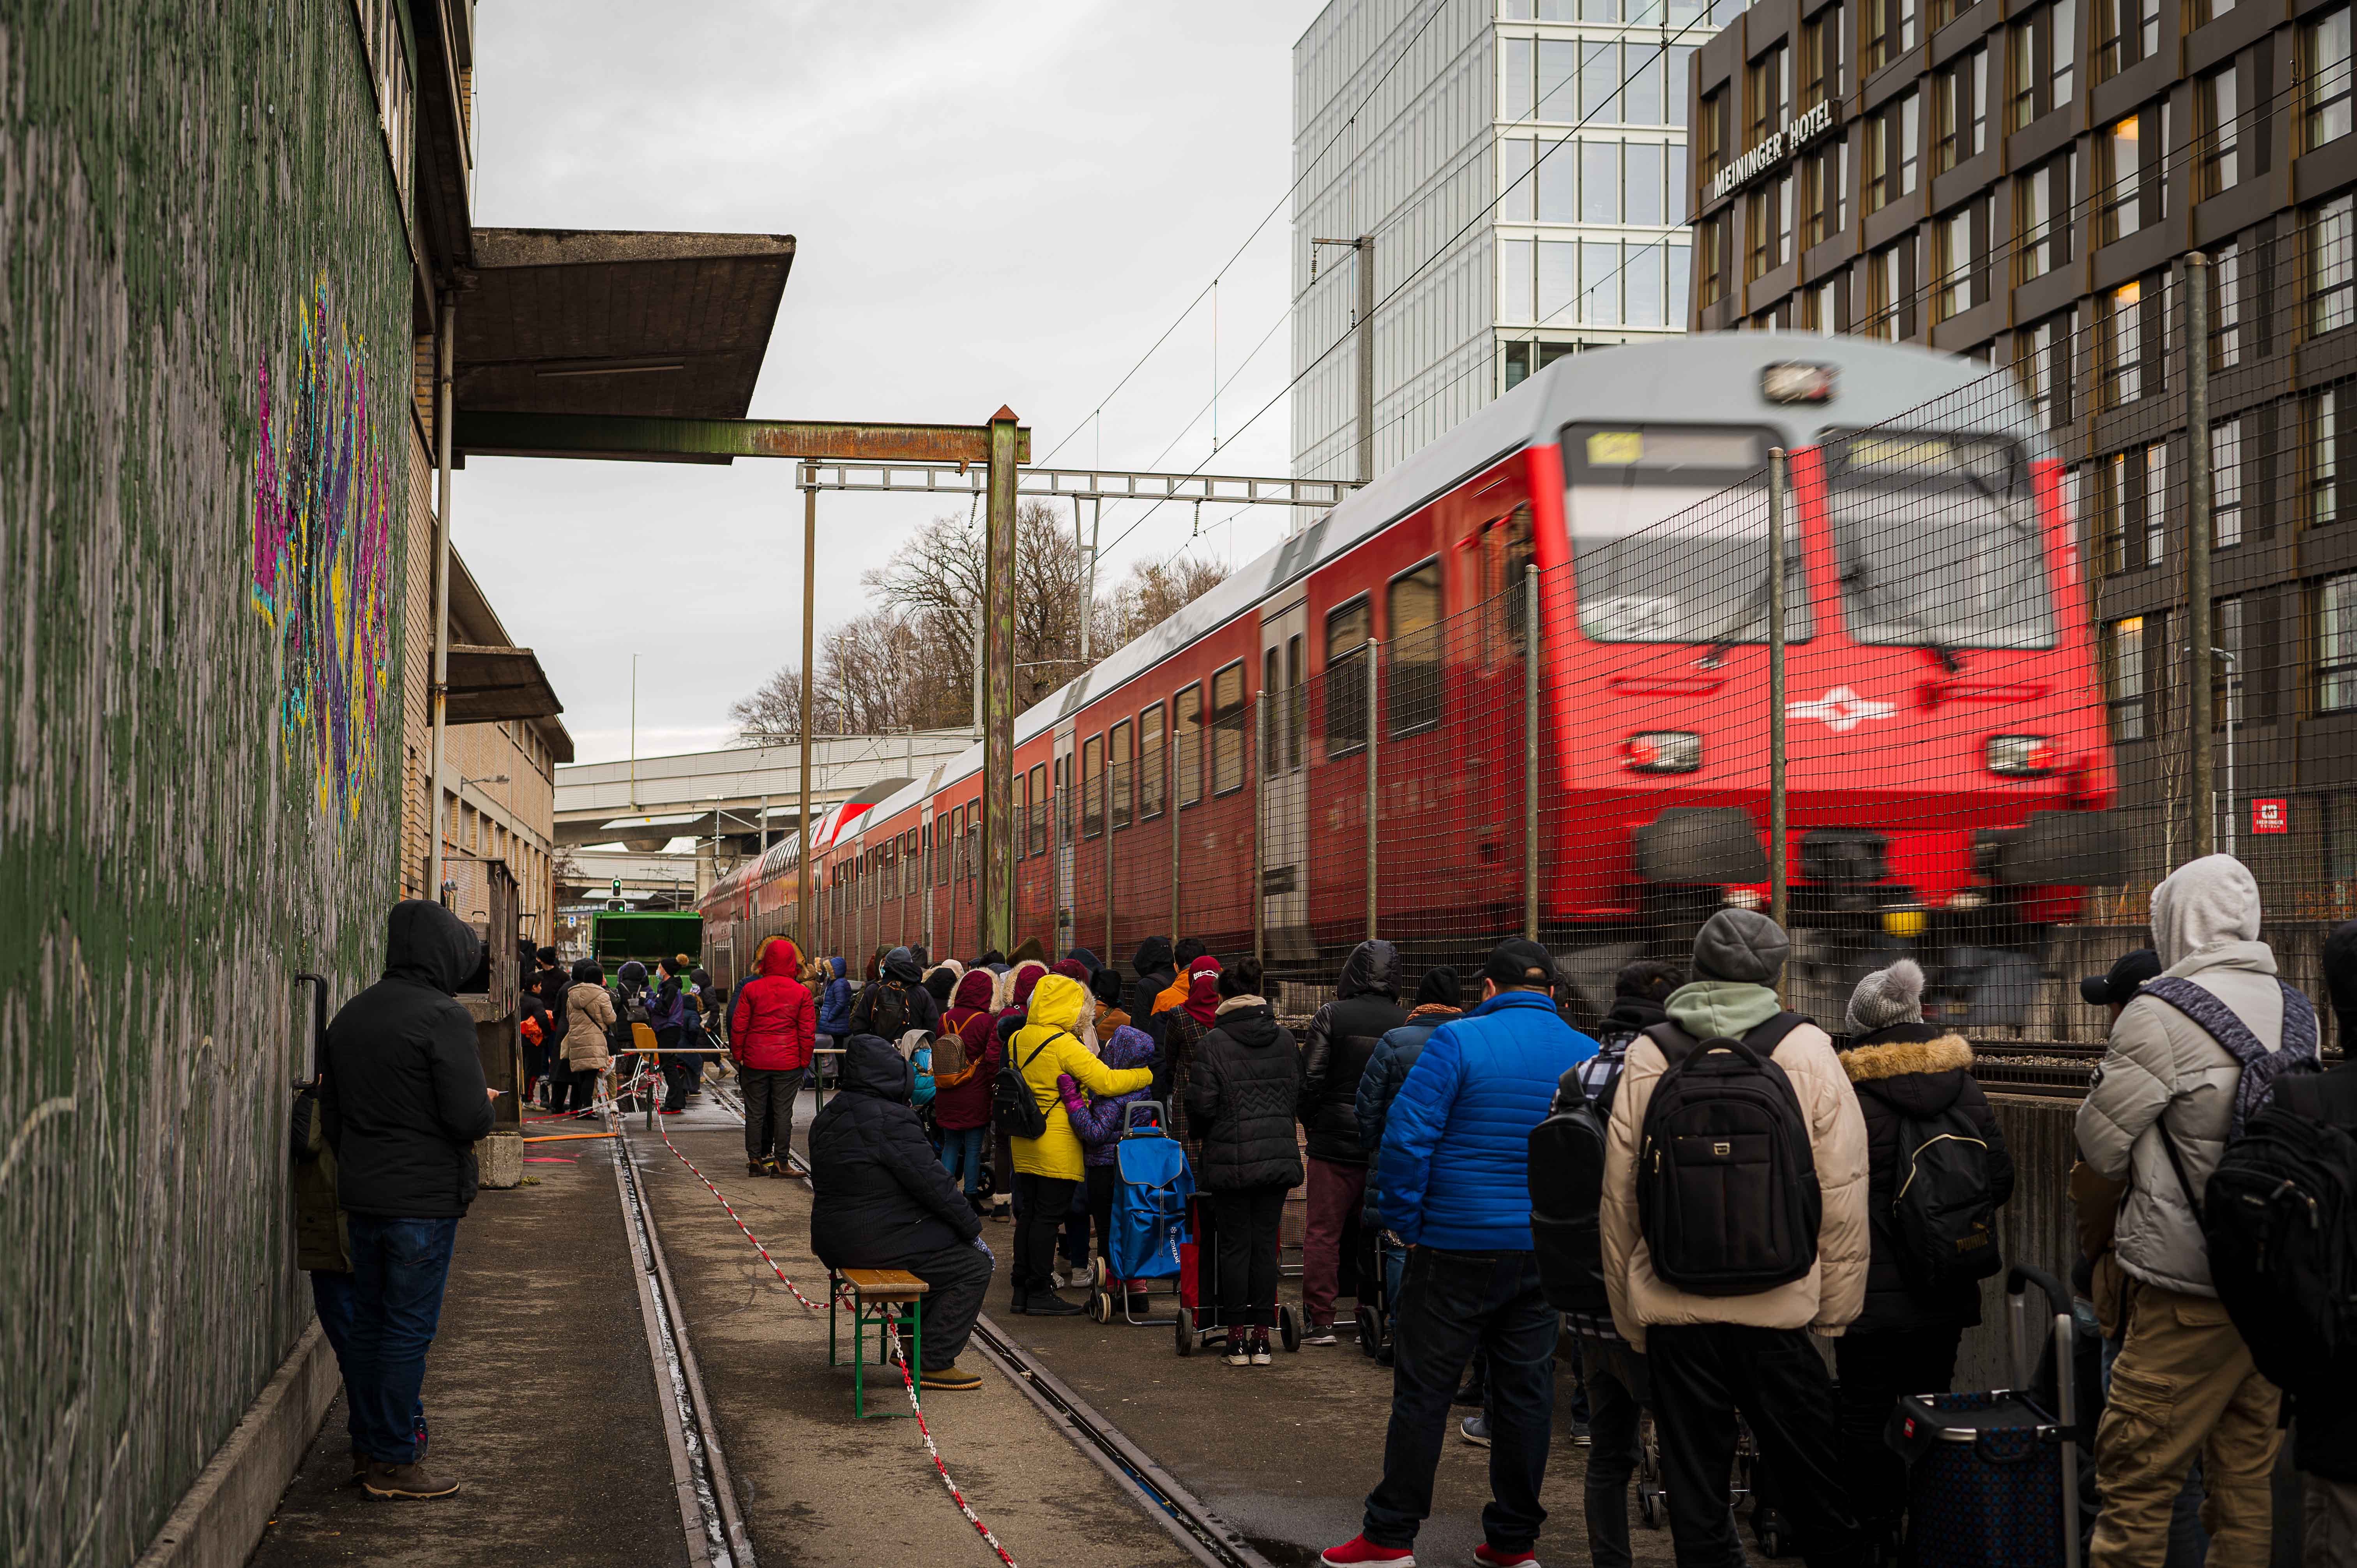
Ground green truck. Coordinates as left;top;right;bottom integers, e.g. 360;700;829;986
587;910;703;978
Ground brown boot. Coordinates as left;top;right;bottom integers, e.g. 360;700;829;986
348;1449;368;1486
362;1460;460;1500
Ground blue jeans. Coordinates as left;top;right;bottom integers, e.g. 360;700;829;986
940;1125;988;1194
343;1215;460;1464
311;1271;426;1450
1364;1247;1558;1551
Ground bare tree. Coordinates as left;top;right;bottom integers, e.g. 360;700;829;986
731;507;1231;742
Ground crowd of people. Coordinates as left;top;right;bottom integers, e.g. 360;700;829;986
302;849;2356;1562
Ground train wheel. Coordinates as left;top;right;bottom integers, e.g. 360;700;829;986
1279;1303;1302;1352
1354;1305;1380;1359
1175;1307;1196;1356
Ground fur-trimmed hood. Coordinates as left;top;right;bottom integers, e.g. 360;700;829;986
1839;1026;1975;1119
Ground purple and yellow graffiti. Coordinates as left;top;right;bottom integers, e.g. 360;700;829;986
250;275;395;819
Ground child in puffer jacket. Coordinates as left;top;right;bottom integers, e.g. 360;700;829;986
1057;1024;1158;1307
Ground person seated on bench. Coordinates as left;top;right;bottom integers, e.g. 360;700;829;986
808;1032;995;1391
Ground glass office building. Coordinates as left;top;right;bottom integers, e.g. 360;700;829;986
1291;0;1742;487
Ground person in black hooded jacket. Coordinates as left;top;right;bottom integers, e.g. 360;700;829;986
1184;958;1304;1364
318;900;496;1501
1832;959;2014;1559
852;945;940;1040
2274;919;2357;1533
1129;936;1177;1030
808;1033;995;1390
1298;939;1405;1342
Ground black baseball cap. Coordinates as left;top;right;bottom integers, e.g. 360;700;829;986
1481;938;1554;991
2080;948;2162;1006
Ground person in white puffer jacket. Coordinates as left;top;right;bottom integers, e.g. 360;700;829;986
2074;854;2292;1568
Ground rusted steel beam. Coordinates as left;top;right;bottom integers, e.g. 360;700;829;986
982;408;1021;956
456;410;1032;464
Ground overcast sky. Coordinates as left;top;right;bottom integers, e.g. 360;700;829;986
459;0;1326;766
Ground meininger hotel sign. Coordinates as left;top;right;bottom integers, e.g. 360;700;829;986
1707;99;1836;203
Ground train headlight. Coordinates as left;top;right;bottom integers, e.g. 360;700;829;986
1622;731;1701;773
1986;735;2058;777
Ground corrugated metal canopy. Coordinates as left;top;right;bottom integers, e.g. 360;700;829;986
445;643;565;733
456;227;794;436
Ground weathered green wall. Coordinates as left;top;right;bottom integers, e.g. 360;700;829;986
0;4;413;1564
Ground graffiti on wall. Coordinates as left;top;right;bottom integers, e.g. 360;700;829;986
250;273;396;818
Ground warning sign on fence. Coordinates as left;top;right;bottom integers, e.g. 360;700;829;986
2252;799;2289;835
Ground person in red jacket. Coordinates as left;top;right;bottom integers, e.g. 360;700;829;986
933;968;1002;1211
730;936;816;1178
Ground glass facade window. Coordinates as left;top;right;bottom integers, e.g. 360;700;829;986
2107;616;2149;738
2313;194;2357;337
2200;66;2239;197
2101;115;2141;242
2104;279;2143;404
1585;141;1622;221
1584;238;1623;323
1804;6;1846;106
2099;440;2168;572
2097;0;2161;79
2213;417;2244;547
2311;9;2352;150
2018;310;2076;430
2324;574;2357;710
1538;138;1577;220
1538;38;1576;120
2313;388;2344;526
1500;237;1535;321
1934;46;1988;170
2213;242;2243;367
1935;202;1982;319
1626;142;1664;224
2016;154;2072;281
1866;94;1920;210
1540;237;1579;321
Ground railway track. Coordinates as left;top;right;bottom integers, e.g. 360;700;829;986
677;1082;1275;1568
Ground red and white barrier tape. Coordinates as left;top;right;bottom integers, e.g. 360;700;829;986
637;1111;1019;1568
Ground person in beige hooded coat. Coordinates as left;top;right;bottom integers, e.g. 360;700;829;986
1600;908;1871;1567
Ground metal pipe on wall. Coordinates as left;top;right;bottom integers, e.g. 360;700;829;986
426;291;457;904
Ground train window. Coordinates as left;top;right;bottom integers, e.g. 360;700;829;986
1326;597;1373;756
1389;562;1445;735
1110;720;1133;828
1174;684;1203;807
1263;649;1281;778
1561;422;1814;648
1083;735;1104;837
1140;704;1166;818
1287;634;1304;772
1823;430;2057;650
1210;662;1248;795
1014;770;1029;858
1028;763;1048;855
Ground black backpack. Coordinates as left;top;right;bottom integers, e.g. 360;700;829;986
866;980;912;1043
2200;1104;2357;1394
1529;1067;1611;1318
991;1031;1066;1140
1636;1015;1820;1297
1890;1104;2004;1294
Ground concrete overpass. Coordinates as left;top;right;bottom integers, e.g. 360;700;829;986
554;730;972;856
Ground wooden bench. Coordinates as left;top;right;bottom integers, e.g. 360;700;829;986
828;1268;928;1418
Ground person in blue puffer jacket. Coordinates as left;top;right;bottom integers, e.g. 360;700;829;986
1322;938;1594;1568
816;956;854;1085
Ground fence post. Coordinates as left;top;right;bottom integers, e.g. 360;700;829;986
1106;767;1116;960
1366;640;1381;943
1524;568;1542;943
2185;252;2216;857
1768;448;1791;1009
1255;699;1267;966
1169;727;1181;950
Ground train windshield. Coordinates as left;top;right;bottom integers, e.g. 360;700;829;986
1562;424;1812;646
1822;431;2056;651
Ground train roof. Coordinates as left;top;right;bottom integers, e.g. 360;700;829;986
731;335;2036;869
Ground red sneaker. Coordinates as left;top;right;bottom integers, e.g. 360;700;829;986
659;1108;684;1116
1319;1538;1414;1566
1472;1547;1537;1567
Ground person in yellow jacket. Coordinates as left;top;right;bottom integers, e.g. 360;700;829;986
1007;973;1152;1315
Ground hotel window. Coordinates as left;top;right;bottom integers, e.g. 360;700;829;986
1803;6;1846;106
2311;8;2353;150
1538;38;1578;120
2213;596;2243;722
1699;210;1732;306
2016;153;2073;281
1583;40;1625;121
2101;275;2169;405
2198;0;2233;21
1865;92;1919;211
1800;135;1848;249
2098;441;2169;572
1386;564;1444;735
1173;683;1203;807
1139;703;1166;818
1865;0;1919;74
2312;194;2357;337
1799;277;1839;331
2211;242;2243;367
1109;719;1133;828
2106;616;2150;739
2198;66;2239;198
1081;734;1104;837
1935;199;1989;320
2096;0;2159;80
2212;417;2244;547
1933;46;1988;170
2324;574;2357;710
1585;141;1623;222
1699;89;1730;180
1747;177;1793;277
1539;138;1577;222
2099;114;2141;242
2312;388;2350;525
1748;44;1790;150
1210;663;1248;796
2018;310;2076;430
1862;242;1904;339
2007;0;2077;131
1325;597;1373;756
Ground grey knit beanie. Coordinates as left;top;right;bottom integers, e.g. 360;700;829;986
1691;908;1789;984
1845;959;1926;1034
